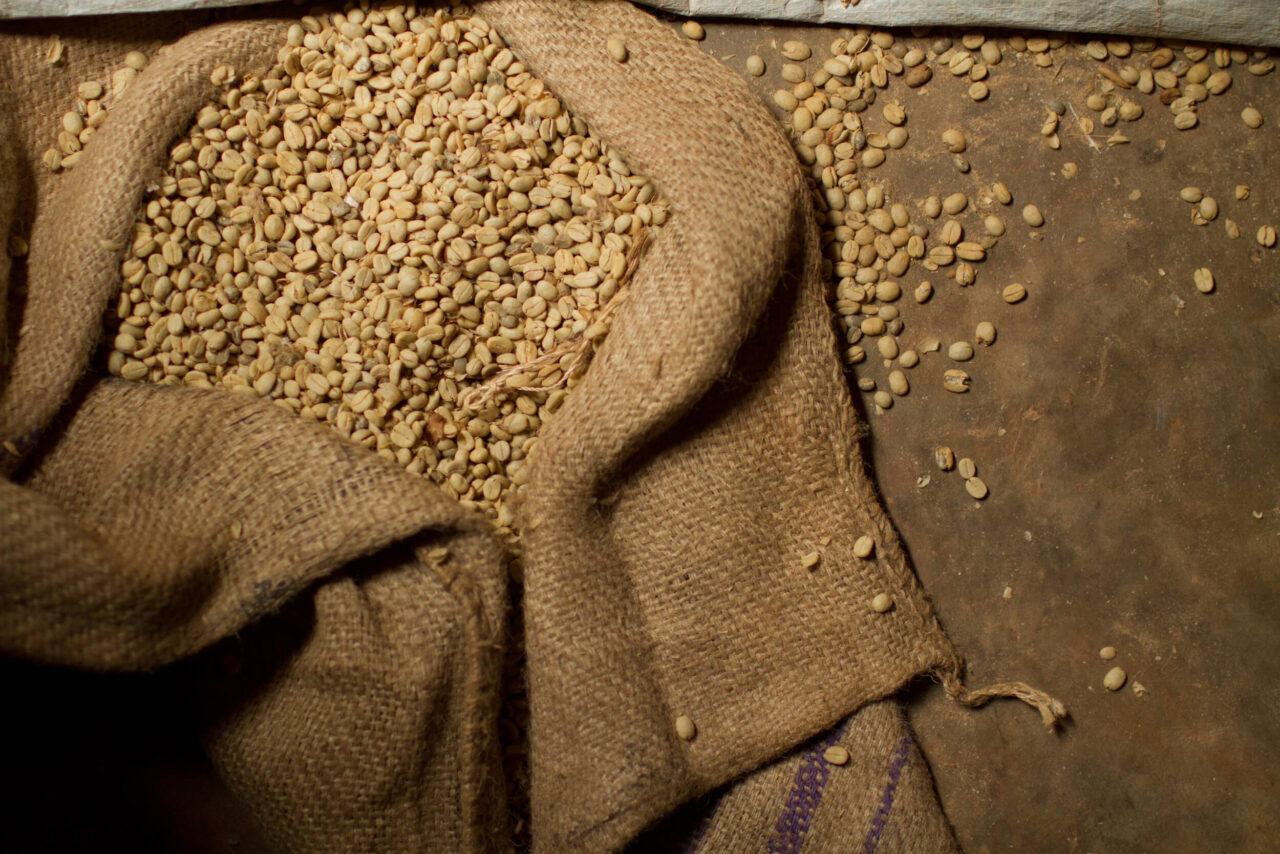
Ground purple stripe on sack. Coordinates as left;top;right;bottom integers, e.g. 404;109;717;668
862;735;913;853
766;722;849;853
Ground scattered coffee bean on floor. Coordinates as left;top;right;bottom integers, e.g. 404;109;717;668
965;476;988;499
1003;283;1028;303
1193;267;1215;294
943;369;971;392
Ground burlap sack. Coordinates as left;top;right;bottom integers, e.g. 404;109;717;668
0;11;509;852
631;701;956;852
1;2;1064;850
472;1;985;849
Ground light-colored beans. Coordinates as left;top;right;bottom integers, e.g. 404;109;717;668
675;715;698;740
781;39;810;61
1022;204;1044;227
606;37;628;63
853;535;876;558
1103;667;1127;691
876;281;902;302
964;477;988;499
871;593;894;613
1193;267;1215;294
943;369;971;393
781;62;806;83
1118;100;1143;121
681;20;705;40
45;34;64;65
823;746;851;765
943;193;968;215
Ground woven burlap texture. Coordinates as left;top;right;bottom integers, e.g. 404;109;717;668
0;1;999;851
474;1;962;850
0;13;509;853
633;700;958;852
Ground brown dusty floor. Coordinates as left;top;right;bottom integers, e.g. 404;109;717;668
700;18;1280;854
4;11;1279;854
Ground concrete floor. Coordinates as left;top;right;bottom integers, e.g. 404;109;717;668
5;10;1279;854
695;18;1280;853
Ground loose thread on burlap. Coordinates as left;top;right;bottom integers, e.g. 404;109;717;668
938;664;1069;732
456;227;651;413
